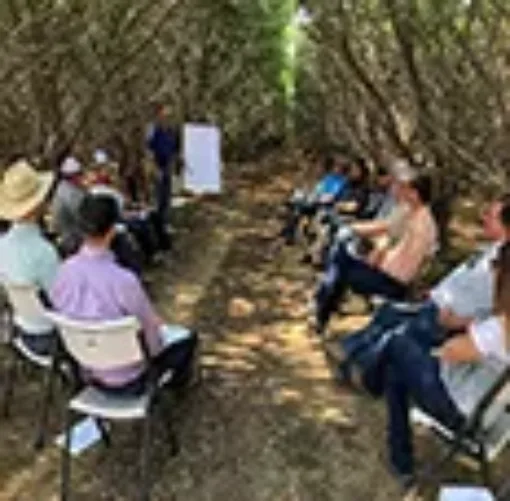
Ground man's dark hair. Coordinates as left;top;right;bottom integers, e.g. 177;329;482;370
376;166;389;177
78;194;120;238
499;193;510;228
409;174;433;205
323;153;336;172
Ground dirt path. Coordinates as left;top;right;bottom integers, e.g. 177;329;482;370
0;156;487;501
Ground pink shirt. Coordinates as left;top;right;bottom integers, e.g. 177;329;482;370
50;246;162;386
381;205;438;284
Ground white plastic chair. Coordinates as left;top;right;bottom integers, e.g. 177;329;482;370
47;312;179;501
0;279;57;448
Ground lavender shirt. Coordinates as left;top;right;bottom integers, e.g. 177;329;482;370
50;246;163;386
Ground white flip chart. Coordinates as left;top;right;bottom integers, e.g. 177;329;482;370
183;124;221;193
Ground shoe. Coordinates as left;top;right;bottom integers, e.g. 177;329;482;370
389;464;415;494
301;253;312;264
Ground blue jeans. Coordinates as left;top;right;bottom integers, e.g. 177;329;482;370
342;300;445;359
315;242;409;330
383;327;465;475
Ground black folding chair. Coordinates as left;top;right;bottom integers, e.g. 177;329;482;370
412;358;510;491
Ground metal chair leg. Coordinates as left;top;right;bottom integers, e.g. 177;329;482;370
2;347;18;418
95;419;112;448
140;411;153;501
479;443;492;488
35;356;58;450
159;396;179;456
61;407;74;501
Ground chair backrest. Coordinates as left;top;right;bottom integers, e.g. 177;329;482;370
0;279;48;329
46;312;143;371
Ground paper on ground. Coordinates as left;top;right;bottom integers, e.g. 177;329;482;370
160;324;191;346
439;486;495;501
55;417;102;457
171;197;190;209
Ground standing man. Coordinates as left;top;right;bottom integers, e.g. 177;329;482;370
146;104;179;233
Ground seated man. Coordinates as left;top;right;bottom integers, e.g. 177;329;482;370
373;242;510;489
50;194;197;393
359;165;395;220
279;152;349;245
50;155;86;255
315;172;438;335
89;150;171;260
335;194;510;386
0;160;60;355
307;162;403;267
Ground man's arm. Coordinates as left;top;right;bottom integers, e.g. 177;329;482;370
438;307;473;331
350;219;390;238
38;244;60;294
121;275;164;355
433;334;482;363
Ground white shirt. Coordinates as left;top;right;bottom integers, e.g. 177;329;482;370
0;223;59;334
441;316;510;426
430;243;500;319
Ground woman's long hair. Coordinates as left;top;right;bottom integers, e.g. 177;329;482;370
493;242;510;346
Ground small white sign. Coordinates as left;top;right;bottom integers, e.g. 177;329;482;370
183;124;221;194
439;486;495;501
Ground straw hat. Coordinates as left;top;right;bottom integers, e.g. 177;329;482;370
0;160;55;220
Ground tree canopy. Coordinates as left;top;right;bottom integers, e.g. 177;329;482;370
1;0;509;201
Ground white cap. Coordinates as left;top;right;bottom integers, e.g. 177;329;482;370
391;159;416;182
60;156;82;176
93;149;109;165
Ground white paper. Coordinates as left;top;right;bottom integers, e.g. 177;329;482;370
160;324;191;346
439;486;495;501
184;124;221;193
55;417;102;457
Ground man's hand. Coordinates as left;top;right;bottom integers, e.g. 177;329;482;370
438;307;472;330
432;335;481;363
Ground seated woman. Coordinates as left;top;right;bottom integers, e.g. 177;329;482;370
368;242;510;489
314;173;438;335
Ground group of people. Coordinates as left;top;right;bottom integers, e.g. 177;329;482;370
0;108;197;398
280;151;510;492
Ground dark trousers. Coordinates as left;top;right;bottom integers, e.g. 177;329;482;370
126;211;170;260
20;331;56;356
111;232;143;276
280;199;317;244
96;333;198;397
384;331;465;475
155;170;171;226
315;242;409;330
